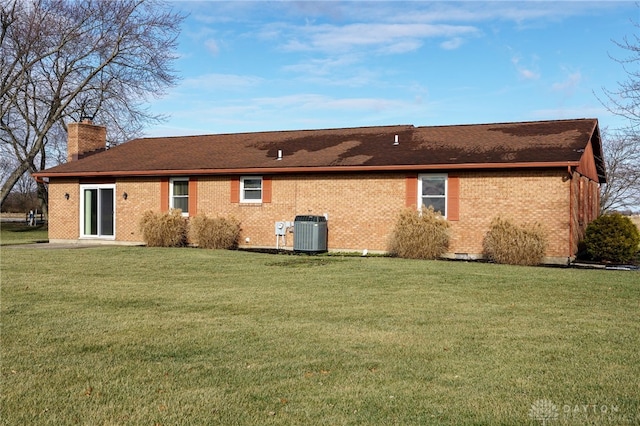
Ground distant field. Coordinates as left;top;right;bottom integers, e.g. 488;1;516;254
0;222;48;245
2;247;639;425
0;213;25;219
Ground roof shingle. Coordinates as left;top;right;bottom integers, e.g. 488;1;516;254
35;118;604;181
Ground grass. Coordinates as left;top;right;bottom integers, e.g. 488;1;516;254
0;222;48;245
1;247;639;425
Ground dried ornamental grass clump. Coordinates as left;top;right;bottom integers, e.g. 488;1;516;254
388;207;451;260
139;209;187;247
189;214;241;250
483;217;547;266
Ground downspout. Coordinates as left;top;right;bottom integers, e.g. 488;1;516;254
568;165;573;265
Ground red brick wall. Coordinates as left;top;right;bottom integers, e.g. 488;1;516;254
49;169;600;261
450;170;571;259
196;173;406;251
116;178;162;242
48;179;80;240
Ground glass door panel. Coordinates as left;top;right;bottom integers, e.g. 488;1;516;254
84;189;98;235
99;188;114;236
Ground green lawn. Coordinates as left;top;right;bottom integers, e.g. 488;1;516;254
1;247;639;425
1;222;48;245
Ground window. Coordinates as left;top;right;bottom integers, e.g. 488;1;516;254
418;174;447;217
170;178;189;215
240;176;262;203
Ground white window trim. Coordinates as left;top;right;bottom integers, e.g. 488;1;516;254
170;177;189;216
417;173;448;218
79;183;116;239
240;176;263;203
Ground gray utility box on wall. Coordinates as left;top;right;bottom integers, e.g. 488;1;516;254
293;215;328;253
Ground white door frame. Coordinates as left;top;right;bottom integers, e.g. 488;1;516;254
79;183;116;239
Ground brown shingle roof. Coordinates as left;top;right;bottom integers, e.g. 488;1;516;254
35;118;605;182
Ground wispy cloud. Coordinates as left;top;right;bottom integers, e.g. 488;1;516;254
282;56;361;77
251;94;406;113
440;37;465;50
511;56;540;80
204;39;219;55
188;2;624;60
529;106;608;120
339;1;620;26
146;1;634;136
152;93;423;134
552;71;582;96
182;73;264;91
519;68;540;80
279;23;479;54
283;68;378;89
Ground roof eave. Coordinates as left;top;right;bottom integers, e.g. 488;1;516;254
33;161;581;179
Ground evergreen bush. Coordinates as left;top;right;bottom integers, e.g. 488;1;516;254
483;217;547;266
388;207;450;260
584;213;640;264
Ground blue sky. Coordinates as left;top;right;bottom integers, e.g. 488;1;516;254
145;1;639;137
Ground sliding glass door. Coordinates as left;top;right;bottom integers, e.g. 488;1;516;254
81;184;115;238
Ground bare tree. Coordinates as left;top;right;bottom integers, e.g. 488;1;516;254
0;0;184;211
598;7;640;213
13;170;39;212
599;128;640;212
600;14;640;127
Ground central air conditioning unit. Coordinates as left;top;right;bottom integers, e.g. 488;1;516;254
293;215;328;253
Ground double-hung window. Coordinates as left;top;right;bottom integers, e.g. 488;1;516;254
418;174;447;217
170;177;189;215
240;176;262;203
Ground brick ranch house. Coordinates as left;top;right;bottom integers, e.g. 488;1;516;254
33;118;606;264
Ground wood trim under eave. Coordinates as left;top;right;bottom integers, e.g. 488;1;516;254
33;161;582;179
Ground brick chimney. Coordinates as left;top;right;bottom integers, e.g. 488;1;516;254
67;119;107;162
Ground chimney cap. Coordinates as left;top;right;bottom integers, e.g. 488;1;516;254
79;112;96;123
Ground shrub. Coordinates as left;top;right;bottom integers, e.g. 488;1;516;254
483;217;547;266
189;214;241;250
139;209;187;247
583;213;640;264
388;207;450;260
